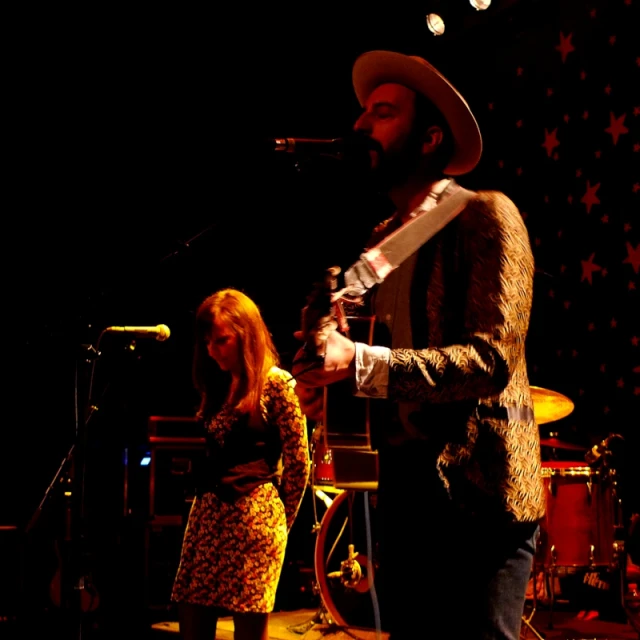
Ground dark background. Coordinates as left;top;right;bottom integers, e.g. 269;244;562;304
2;0;638;634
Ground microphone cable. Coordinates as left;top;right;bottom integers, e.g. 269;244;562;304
363;490;383;639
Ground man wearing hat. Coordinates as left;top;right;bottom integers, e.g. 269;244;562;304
293;50;545;640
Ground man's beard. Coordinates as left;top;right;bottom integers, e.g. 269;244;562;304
340;133;424;195
373;138;424;191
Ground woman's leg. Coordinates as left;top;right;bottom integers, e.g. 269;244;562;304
233;612;270;640
177;602;219;640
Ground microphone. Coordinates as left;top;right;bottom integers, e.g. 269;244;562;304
268;137;345;157
585;433;624;465
267;134;377;162
105;324;171;342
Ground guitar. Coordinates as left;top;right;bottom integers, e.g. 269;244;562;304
298;267;380;492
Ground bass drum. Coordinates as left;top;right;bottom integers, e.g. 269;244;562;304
314;490;383;630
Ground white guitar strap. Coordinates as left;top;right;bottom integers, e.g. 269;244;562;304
343;180;476;298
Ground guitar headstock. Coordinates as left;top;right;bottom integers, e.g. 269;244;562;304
299;266;340;342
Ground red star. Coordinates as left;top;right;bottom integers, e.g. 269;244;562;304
624;223;632;232
617;378;624;388
542;128;560;157
605;112;629;144
634;143;640;152
601;214;609;223
605;85;612;95
581;253;602;284
588;322;596;331
563;114;570;123
611;318;617;328
632;336;639;346
634;106;640;116
630;281;637;291
581;181;601;213
555;32;575;63
516;119;523;128
633;183;640;193
623;242;640;274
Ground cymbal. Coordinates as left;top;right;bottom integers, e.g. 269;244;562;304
539;437;585;451
530;385;574;424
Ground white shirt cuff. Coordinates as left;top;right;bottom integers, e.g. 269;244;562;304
354;342;390;398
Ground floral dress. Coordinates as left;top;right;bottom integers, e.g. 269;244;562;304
170;367;310;612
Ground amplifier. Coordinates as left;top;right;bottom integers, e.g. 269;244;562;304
147;416;205;522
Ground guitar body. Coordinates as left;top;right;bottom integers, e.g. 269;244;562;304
322;315;380;492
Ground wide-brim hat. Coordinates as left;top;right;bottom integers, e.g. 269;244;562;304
352;50;482;176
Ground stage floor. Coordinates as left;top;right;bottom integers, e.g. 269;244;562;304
146;605;640;639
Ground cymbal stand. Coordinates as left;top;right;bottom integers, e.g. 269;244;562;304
287;423;333;635
521;555;546;640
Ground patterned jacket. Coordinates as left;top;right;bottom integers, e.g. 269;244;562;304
367;188;546;523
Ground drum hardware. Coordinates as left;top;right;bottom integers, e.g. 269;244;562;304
313;490;382;632
286;424;341;635
327;544;364;590
532;432;637;632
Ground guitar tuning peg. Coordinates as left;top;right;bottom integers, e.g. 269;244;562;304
325;266;341;291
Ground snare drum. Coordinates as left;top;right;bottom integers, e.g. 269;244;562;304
537;461;615;568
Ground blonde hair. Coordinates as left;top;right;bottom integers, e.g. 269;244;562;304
193;288;279;420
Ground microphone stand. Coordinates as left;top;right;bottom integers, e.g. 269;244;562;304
24;341;103;639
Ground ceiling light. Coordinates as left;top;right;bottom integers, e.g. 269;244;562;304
426;13;445;36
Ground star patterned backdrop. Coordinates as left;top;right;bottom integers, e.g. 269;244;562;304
458;0;639;476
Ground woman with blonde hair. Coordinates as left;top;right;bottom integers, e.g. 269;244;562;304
171;288;310;640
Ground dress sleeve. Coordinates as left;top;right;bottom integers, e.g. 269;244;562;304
264;368;310;531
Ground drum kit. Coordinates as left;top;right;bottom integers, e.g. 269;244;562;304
299;385;633;636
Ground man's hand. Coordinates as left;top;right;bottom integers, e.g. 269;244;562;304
292;329;356;387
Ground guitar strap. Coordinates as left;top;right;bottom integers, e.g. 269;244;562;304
343;180;477;298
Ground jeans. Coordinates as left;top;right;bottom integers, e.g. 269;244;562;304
376;455;538;639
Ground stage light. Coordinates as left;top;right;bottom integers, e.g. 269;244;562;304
470;0;491;9
426;13;445;36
